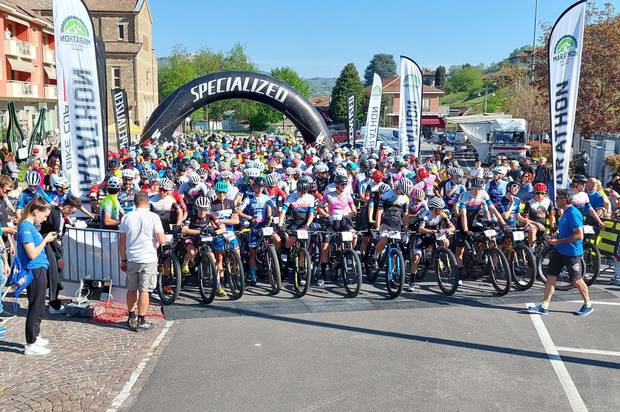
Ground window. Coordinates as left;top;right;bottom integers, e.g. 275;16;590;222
112;67;121;88
118;24;125;40
423;97;430;111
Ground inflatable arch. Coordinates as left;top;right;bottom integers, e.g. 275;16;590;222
141;71;332;148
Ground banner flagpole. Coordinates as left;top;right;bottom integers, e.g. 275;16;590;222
364;73;382;150
398;56;423;158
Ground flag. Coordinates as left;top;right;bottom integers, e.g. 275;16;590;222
548;0;586;197
398;56;423;157
347;92;356;146
364;73;382;150
112;88;130;149
53;0;106;198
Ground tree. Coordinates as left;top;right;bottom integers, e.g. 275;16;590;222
533;4;620;136
509;45;532;58
363;54;397;86
435;65;447;89
158;46;197;100
270;67;311;98
502;82;550;134
446;64;484;93
330;63;364;124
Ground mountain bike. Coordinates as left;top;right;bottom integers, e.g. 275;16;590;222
156;233;183;305
502;227;537;291
409;229;459;296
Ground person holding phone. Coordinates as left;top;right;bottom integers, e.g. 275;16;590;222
17;197;57;355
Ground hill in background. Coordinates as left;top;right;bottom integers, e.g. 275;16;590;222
304;77;336;97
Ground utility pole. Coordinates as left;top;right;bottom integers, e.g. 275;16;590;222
531;0;539;83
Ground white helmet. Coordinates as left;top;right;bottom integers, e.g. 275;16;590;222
122;169;135;179
54;176;70;189
493;166;508;176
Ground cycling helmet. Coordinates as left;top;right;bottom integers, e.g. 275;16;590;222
253;176;266;188
297;178;310;193
346;162;359;171
244;167;260;178
471;177;485;188
108;158;120;170
335;175;348;185
122;169;135;179
215;181;229;193
230;158;240;167
195;196;211;210
376;182;390;194
413;189;426;200
291;167;302;175
141;161;152;170
188;173;201;184
417;168;428;180
571;174;587;184
397;178;413;195
371;170;384;183
282;158;292;168
25;171;41;187
160;178;175;190
147;169;159;182
507;181;520;190
314;163;329;174
394;159;405;168
483;170;494;178
456;168;465;178
219;171;233;180
54;176;70;189
428;197;446;210
265;173;279;188
140;169;151;179
196;168;208;177
447;166;458;176
190;159;200;170
533;183;548;193
406;172;416;180
107;176;121;190
493;166;508;175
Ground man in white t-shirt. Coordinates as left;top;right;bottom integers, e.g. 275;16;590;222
119;191;166;332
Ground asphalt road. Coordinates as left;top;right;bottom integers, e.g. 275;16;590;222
128;267;620;412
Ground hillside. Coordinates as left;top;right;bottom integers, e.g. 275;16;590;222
440;87;511;115
304;77;336;97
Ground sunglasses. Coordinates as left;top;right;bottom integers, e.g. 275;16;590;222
534;192;546;195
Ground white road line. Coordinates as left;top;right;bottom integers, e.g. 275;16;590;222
556;346;620;357
526;304;588;412
567;300;620;306
107;320;174;412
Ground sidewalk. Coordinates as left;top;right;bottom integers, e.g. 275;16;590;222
0;296;172;411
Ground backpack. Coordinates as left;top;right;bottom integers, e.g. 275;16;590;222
8;254;33;312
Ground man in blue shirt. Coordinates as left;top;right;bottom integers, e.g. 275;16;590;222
529;189;593;317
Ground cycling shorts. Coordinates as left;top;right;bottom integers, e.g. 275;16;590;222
213;235;239;252
547;251;582;280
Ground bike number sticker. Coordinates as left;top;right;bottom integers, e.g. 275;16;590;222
341;231;353;241
262;227;274;236
296;230;309;240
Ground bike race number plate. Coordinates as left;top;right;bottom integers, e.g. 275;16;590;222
388;231;401;240
332;214;343;221
165;234;174;245
583;225;595;235
223;232;236;241
272;217;279;224
436;234;447;241
297;230;309;240
341;231;353;242
201;236;213;242
512;231;524;241
262;227;274;236
484;229;497;238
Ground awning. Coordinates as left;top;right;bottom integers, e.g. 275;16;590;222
7;15;30;27
44;65;56;80
7;57;34;73
422;117;446;128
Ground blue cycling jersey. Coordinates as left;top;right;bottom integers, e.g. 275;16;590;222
240;193;275;224
497;196;520;227
17;187;54;209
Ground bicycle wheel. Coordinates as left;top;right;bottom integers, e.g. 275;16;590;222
225;249;245;299
265;244;282;295
582;241;600;286
197;252;216;304
435;247;459;295
157;253;182;305
509;243;537;291
484;247;511;296
292;247;312;298
385;248;405;299
342;248;363;297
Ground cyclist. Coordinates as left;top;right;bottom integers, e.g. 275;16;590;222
47;177;95;220
150;178;185;232
496;181;524;229
99;176;122;230
522;183;555;245
487;166;508;207
180;195;215;276
237;176;276;286
16;171;55;219
454;177;507;267
439;167;466;214
317;174;357;287
408;197;455;291
118;169;139;214
211;181;240;295
570;175;605;229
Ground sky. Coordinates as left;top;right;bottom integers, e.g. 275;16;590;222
150;0;619;78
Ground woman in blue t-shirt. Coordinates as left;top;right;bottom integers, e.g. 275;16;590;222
17;197;58;356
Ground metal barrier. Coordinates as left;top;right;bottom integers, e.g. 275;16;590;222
63;227;125;288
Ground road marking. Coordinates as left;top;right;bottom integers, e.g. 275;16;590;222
107;320;174;412
567;300;620;306
556;346;620;357
526;304;588;412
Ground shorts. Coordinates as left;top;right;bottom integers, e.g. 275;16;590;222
248;229;261;248
413;236;434;256
213;235;239;252
323;218;354;243
546;251;582;280
380;223;400;233
126;261;158;292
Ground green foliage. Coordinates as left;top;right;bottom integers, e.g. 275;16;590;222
157;45;197;101
435;65;447;89
271;67;311;98
363;53;397;86
509;44;532;58
329;63;364;124
446;65;484;93
305;77;336;97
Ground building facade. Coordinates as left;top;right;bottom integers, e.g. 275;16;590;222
32;0;158;142
0;0;57;145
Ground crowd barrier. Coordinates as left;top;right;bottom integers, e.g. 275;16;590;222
598;218;620;257
62;227;125;288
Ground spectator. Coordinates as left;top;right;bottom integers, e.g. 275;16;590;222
40;196;82;315
119;192;165;332
508;160;522;182
521;158;534;176
31;157;46;188
533;157;552;184
606;173;620;194
0;176;17;323
3;152;19;181
43;159;63;190
469;159;483;179
17;197;58;355
4;28;11;39
574;150;589;176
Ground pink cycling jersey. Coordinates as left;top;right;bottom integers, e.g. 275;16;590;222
321;191;354;216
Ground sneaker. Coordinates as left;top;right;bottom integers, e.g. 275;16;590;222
406;283;416;292
575;304;593;317
299;279;306;286
128;318;138;332
528;304;549;315
215;287;227;297
48;305;66;315
182;263;190;274
0;312;16;322
457;280;463;286
137;321;155;331
24;344;51;356
247;277;257;287
317;279;325;287
35;337;49;347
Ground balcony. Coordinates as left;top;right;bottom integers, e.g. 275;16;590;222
7;80;39;98
43;47;55;64
4;38;35;60
44;84;57;99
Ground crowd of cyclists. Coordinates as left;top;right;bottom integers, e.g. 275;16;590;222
8;131;620;306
